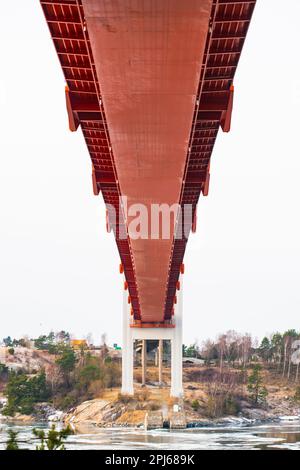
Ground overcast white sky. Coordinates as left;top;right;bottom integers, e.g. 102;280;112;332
0;1;299;346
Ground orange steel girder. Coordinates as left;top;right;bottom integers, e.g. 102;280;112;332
40;0;256;324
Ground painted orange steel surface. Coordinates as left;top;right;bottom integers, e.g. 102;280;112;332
82;0;212;323
40;0;256;326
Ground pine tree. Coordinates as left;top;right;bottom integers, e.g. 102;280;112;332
33;425;73;450
247;364;268;405
6;430;19;450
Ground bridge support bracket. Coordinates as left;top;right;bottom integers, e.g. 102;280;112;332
65;86;79;132
220;84;234;133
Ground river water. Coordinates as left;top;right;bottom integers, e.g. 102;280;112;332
1;420;300;450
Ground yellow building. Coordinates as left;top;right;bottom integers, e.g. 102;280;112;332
71;339;88;350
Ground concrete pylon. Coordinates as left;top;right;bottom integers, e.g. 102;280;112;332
121;284;134;395
142;339;147;386
170;274;183;398
158;339;163;385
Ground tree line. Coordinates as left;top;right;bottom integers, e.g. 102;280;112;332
1;331;121;416
183;329;300;382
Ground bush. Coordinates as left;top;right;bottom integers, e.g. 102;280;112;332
104;362;121;388
88;379;104;398
136;389;150;402
205;389;240;419
191;399;200;411
117;393;133;404
8;348;14;355
78;364;101;390
53;393;78;411
147;401;161;411
294;386;300;402
224;395;240;415
2;402;16;417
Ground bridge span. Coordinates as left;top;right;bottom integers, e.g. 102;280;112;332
40;0;256;396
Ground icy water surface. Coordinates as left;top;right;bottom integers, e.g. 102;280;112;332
1;420;300;450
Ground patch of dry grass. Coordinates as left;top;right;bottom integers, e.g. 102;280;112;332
116;410;146;425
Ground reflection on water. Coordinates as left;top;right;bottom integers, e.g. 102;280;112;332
0;421;300;450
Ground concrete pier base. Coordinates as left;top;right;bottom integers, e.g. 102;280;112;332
144;411;164;430
169;411;186;429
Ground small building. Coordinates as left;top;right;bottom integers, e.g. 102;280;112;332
71;339;88;350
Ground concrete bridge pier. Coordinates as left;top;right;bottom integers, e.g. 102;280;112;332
158;339;163;385
141;339;147;386
121;284;134;395
170;274;183;398
121;275;183;398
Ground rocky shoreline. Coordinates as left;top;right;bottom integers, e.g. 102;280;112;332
1;408;299;431
0;402;65;424
1;391;300;431
62;395;300;431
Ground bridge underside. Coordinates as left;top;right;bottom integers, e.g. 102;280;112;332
40;0;256;326
82;0;212;323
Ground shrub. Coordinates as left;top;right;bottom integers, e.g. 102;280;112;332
8;348;14;355
53;393;78;411
104;361;121;388
148;401;161;411
224;395;240;415
191;399;200;411
88;379;104;398
117;393;133;404
294;386;300;402
136;389;150;402
78;364;101;390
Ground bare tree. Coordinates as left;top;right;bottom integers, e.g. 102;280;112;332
216;334;226;374
100;333;109;363
282;336;289;378
241;334;252;368
223;330;239;367
201;339;217;365
46;363;62;393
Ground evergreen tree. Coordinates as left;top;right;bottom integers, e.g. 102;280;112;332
270;332;283;365
56;346;76;387
259;337;272;362
3;336;13;347
3;371;49;416
33;425;72;450
247;364;268;404
6;430;19;450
